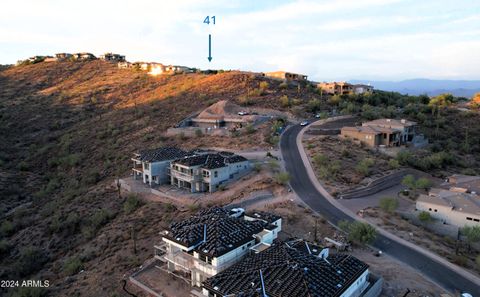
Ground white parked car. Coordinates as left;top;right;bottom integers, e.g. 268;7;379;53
238;111;248;116
300;121;309;126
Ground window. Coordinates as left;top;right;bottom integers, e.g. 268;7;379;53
214;171;218;178
474;219;480;222
434;209;437;212
144;162;149;170
466;217;473;221
428;208;432;211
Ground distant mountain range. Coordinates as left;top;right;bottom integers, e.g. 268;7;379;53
349;79;480;97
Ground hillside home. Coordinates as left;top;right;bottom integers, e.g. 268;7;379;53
416;188;480;227
72;52;96;60
170;152;250;193
340;126;401;147
55;53;72;60
362;118;418;144
117;61;131;69
189;100;255;129
99;52;126;62
43;56;58;62
202;238;381;297
264;71;308;82
158;207;282;287
132;147;192;186
318;81;374;95
165;65;194;74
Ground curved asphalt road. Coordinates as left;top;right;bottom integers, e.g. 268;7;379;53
280;124;480;294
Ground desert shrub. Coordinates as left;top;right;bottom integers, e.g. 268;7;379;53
247;88;262;97
9;287;48;297
253;162;262;172
195;129;203;137
245;124;255;134
274;172;290;185
63;256;83;276
416;177;432;190
177;132;187;141
313;153;328;166
356;158;375;176
280;95;290;108
476;255;480;269
396;150;414;166
188;204;200;212
82;169;100;185
89;209;112;230
17;161;29;171
307;143;314;149
0;239;10;256
418;211;431;222
0;220;15;236
238;95;253;106
379;197;398;213
124;194;142;214
452;254;468;267
339;220;377;245
388;159;400;169
61;153;82;167
259;81;269;93
16;247;48;276
279;82;288;89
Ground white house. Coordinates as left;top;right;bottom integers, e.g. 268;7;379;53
132;147;191;186
416;188;480;227
170;152;250;193
158;207;282;287
202;238;379;297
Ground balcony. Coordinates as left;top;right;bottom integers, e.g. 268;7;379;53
171;170;202;182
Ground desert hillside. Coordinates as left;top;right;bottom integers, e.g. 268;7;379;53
0;60;323;296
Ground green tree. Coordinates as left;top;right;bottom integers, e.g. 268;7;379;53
418;211;431;223
379;197;399;213
280;95;290;108
274;172;290;185
123;194;142;214
388;159;400;170
63;256;83;276
348;221;377;245
402;174;416;192
416;177;432;191
462;225;480;252
356;158;375;176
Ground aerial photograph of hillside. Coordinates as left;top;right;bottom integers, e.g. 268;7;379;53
1;1;480;297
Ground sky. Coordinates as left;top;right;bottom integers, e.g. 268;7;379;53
1;0;480;81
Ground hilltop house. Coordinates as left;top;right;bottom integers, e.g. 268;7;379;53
99;52;125;62
157;207;282;287
55;53;72;60
72;52;96;60
132;147;192;186
263;71;308;82
416;188;480;227
318;81;373;95
170;151;250;193
341;118;425;148
202;238;381;297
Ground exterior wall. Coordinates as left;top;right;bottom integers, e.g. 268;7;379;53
341;130;378;147
416;201;480;227
339;269;370;297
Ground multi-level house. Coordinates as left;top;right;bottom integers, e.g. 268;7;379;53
131;147;192;186
72;52;96;60
99;52;126;62
202;238;381;297
362;118;418;144
55;53;72;60
170;152;250;193
340;125;401;147
157;207;282;287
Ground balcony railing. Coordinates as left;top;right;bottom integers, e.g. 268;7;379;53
171;170;202;181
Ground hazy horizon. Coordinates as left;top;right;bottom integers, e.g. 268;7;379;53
1;0;480;82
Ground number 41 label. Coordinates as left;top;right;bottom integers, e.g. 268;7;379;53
204;16;215;25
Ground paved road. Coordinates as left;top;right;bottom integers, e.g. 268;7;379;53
280;124;480;294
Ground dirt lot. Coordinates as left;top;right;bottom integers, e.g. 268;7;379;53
303;135;399;195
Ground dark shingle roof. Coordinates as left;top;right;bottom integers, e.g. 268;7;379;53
203;240;369;297
138;147;190;162
163;207;272;258
174;152;248;169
